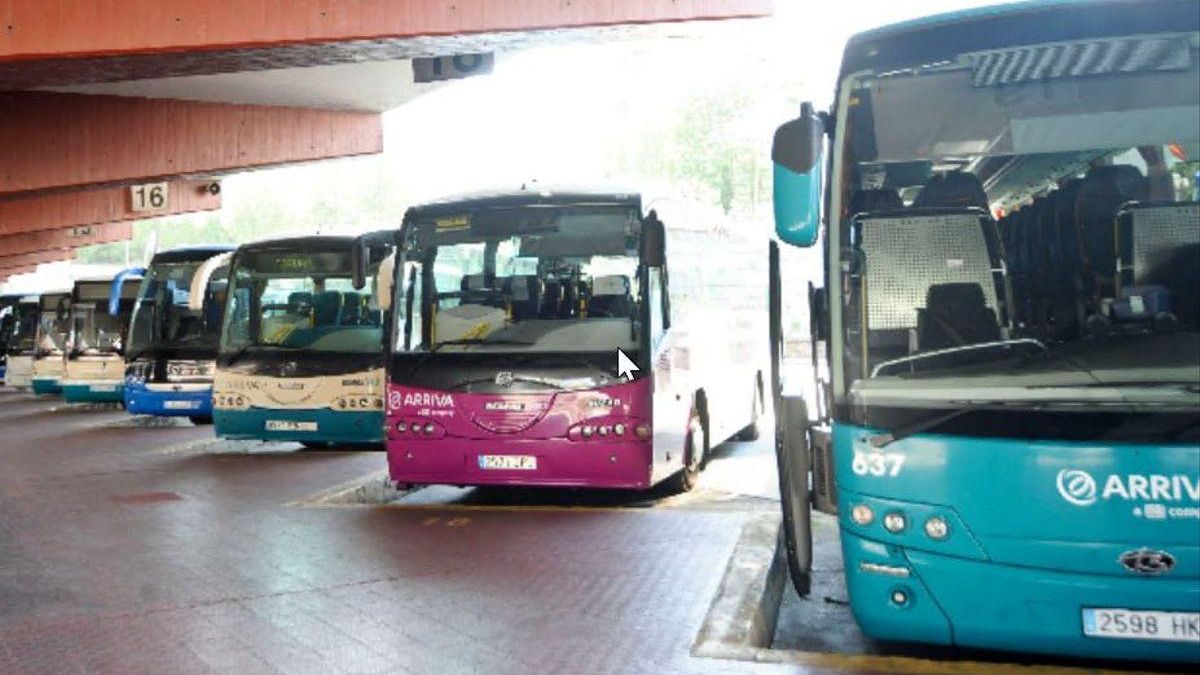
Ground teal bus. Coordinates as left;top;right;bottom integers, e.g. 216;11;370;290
769;0;1199;662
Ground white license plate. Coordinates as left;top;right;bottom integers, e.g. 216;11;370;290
91;385;116;392
164;400;198;410
1083;608;1200;643
265;420;318;432
478;455;537;471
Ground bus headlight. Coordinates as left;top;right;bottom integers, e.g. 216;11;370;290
581;425;594;438
634;424;651;439
882;511;908;534
851;504;874;526
614;423;626;436
924;516;950;540
395;422;408;433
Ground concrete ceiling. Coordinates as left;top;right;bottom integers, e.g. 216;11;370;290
41;58;438;113
27;21;754;113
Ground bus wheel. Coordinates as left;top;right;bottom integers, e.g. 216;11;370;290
670;418;706;493
735;378;763;442
188;415;213;425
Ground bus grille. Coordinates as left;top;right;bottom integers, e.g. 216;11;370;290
472;409;545;434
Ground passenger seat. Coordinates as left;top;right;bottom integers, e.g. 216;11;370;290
589;275;633;318
849;188;904;215
912;171;990;211
917;283;1001;351
1075;165;1148;300
505;276;541;321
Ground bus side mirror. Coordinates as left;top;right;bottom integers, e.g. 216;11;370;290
56;297;70;322
641;212;665;267
808;282;829;342
773;102;826;248
351;241;370;291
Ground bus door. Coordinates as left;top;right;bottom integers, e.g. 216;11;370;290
769;104;834;596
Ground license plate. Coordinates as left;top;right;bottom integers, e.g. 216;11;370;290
1083;608;1200;643
91;385;116;392
164;400;198;410
265;420;318;432
478;454;537;471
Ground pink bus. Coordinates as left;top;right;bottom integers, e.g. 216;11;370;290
381;189;763;491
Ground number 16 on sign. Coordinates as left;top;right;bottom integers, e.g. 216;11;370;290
130;182;168;212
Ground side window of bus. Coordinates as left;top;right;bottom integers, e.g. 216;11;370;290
648;268;669;350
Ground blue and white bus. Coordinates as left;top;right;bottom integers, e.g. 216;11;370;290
61;271;143;403
769;0;1199;662
123;246;234;422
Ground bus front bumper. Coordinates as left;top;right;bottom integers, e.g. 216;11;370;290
841;529;1200;662
214;407;382;443
386;436;654;490
125;383;213;417
31;377;62;395
61;380;124;402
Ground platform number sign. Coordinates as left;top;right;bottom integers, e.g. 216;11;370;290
130;182;168;213
412;53;495;83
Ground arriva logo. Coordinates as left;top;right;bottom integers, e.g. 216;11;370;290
1056;469;1098;506
1056;469;1200;507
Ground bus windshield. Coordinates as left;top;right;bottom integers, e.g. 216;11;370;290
10;303;38;353
836;35;1200;407
221;246;384;356
37;297;70;355
70;283;130;356
394;206;642;355
128;260;222;357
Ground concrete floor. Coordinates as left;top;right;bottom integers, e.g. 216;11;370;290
2;389;1190;674
0;389;788;675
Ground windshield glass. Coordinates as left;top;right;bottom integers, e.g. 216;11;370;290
36;296;70;355
70;282;133;356
128;260;225;356
393;205;642;354
10;303;38;353
0;308;14;351
221;246;384;355
835;33;1200;403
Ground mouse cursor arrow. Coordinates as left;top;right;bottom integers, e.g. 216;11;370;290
616;348;639;381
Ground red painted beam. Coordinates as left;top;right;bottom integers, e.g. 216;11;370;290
0;91;381;196
0;264;38;281
0;1;771;62
0;249;73;272
0;179;220;238
0;221;134;258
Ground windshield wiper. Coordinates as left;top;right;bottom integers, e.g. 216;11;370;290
867;400;1049;448
404;338;536;378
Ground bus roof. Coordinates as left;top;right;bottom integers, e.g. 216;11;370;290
406;187;642;220
839;0;1199;82
236;233;361;253
150;245;236;264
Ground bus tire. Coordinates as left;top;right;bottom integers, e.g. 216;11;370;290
189;415;213;425
735;375;763;442
670;417;706;493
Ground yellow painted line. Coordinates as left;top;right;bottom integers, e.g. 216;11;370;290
706;645;1173;675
